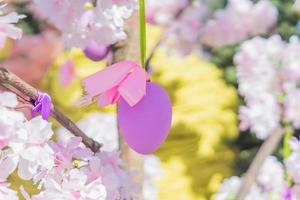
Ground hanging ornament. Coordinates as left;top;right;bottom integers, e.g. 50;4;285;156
82;0;171;154
117;82;172;154
84;41;110;62
83;61;172;154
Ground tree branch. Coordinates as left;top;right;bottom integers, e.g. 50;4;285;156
0;67;102;153
145;0;193;71
235;128;284;200
112;11;144;198
92;0;97;7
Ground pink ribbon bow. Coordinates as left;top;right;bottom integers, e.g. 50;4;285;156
83;61;148;107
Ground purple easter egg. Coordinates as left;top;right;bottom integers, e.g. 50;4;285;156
84;41;110;61
117;82;172;154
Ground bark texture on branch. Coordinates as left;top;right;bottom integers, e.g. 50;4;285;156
236;128;283;200
0;67;102;153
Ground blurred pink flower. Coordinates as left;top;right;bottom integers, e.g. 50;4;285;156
146;0;188;25
167;1;206;55
201;0;277;47
2;31;62;86
59;59;75;88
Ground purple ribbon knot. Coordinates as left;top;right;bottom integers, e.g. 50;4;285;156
31;92;52;120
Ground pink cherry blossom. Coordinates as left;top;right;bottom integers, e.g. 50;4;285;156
0;93;55;181
33;0;137;49
17;116;55;180
31;169;107;200
0;92;137;199
48;137;93;173
83;151;138;200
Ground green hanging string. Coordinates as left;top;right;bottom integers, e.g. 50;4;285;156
139;0;146;68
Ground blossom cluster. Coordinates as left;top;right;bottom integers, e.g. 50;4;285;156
146;0;277;55
235;35;300;139
146;0;188;25
57;112;162;200
0;91;137;199
166;1;206;55
32;0;137;50
215;156;286;200
201;0;278;47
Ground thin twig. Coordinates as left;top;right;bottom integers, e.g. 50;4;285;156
145;0;193;71
92;0;97;7
0;68;102;152
235;128;284;200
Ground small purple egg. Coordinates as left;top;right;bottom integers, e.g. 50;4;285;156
84;41;110;61
117;82;172;154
